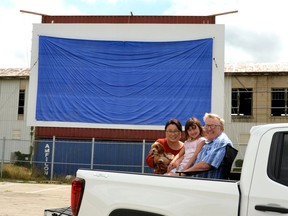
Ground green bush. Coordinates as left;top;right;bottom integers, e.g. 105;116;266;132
235;159;243;167
14;151;31;168
1;164;74;184
1;164;32;180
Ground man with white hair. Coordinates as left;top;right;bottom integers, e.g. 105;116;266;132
180;112;233;178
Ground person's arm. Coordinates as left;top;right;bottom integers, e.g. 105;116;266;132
180;140;205;171
145;141;161;168
181;144;226;173
145;149;155;168
182;161;211;172
167;147;185;172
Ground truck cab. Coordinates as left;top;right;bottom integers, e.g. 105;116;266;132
241;124;288;215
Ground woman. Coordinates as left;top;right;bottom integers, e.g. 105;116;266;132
146;118;184;174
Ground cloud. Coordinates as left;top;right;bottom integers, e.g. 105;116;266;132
0;0;287;68
80;0;120;4
0;6;37;68
228;0;288;63
0;0;83;68
16;0;82;15
165;0;239;16
226;27;283;63
165;0;288;63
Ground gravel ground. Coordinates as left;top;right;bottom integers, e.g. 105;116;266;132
0;181;70;216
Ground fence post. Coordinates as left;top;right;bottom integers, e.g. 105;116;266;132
141;139;146;173
30;126;35;166
50;136;56;181
91;138;95;169
1;137;6;178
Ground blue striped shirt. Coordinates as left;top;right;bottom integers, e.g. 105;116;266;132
194;132;233;169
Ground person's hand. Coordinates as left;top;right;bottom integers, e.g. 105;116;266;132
167;162;175;172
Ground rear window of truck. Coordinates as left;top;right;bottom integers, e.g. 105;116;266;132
267;132;288;186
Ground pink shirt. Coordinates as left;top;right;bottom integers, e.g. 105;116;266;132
180;137;206;166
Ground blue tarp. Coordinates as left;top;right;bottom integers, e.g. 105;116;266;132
37;36;213;126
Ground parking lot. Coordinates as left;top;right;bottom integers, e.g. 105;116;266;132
0;181;70;216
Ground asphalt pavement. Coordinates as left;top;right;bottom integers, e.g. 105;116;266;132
0;181;70;216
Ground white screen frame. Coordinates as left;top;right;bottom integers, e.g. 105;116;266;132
27;23;224;130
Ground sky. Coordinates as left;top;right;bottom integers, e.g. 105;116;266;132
0;0;287;68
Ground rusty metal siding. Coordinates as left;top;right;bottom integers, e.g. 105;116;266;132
42;15;215;24
35;127;167;141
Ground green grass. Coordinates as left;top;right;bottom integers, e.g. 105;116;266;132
0;164;74;184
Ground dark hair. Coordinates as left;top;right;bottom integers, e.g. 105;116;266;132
184;117;204;139
164;118;182;132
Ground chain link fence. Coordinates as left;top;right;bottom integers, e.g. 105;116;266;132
1;136;244;181
0;137;154;180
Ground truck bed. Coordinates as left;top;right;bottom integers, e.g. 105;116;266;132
76;170;240;216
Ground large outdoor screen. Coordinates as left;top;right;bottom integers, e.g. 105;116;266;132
27;24;224;129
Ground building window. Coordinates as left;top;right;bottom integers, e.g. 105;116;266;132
271;88;288;116
18;89;25;115
231;88;252;116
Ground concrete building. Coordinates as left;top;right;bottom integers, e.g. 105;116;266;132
0;68;31;140
0;68;31;162
224;63;288;159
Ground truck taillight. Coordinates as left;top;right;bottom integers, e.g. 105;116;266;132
71;178;85;216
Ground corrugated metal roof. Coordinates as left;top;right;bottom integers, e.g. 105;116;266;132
225;63;288;72
225;63;288;75
0;68;30;78
1;63;288;78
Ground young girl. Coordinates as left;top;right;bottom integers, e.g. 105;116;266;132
166;117;206;176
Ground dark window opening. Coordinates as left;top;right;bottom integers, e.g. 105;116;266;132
271;88;288;116
231;88;252;116
18;89;25;115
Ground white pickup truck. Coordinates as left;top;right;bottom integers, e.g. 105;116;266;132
45;123;288;216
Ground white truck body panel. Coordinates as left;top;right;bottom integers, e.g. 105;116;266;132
77;170;240;216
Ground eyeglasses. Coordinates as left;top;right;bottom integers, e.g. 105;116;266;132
166;130;180;134
204;124;221;129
